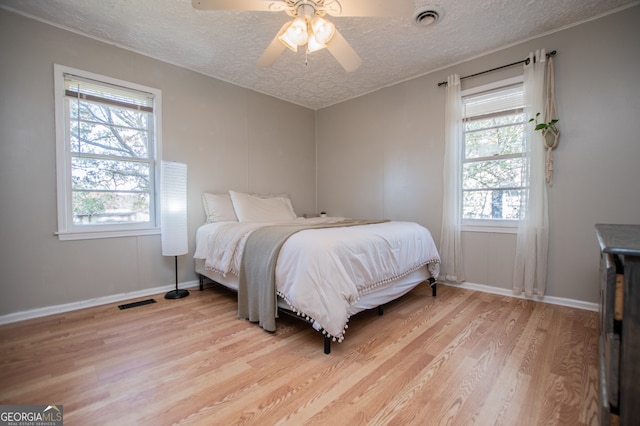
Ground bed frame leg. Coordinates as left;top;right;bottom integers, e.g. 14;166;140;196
429;277;437;297
378;306;383;315
324;336;331;354
199;274;204;291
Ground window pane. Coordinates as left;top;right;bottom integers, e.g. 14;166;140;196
69;99;149;158
463;157;525;190
464;114;524;159
72;191;150;224
70;99;150;127
72;157;150;191
463;189;524;220
464;113;524;131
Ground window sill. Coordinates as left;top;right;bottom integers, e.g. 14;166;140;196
462;223;518;234
56;227;160;241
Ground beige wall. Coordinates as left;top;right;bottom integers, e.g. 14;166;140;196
0;10;316;316
316;82;443;226
2;6;639;318
316;5;640;303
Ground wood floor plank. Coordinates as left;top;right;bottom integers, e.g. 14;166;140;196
437;302;534;424
471;301;540;424
365;297;497;424
0;283;598;425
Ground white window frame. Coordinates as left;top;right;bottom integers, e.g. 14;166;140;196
460;76;525;234
54;64;162;240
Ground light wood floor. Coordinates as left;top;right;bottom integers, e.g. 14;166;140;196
0;283;599;425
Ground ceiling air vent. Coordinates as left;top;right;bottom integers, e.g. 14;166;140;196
413;8;441;27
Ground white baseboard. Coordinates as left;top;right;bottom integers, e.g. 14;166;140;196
441;281;599;312
0;279;598;326
0;280;201;326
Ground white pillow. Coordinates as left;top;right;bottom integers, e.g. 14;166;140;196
251;192;290;199
201;193;238;222
229;190;297;222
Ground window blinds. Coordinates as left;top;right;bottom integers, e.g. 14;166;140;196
64;73;154;113
463;84;524;119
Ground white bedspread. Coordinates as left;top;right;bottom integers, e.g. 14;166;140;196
194;217;440;340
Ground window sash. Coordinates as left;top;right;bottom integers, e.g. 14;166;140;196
461;81;526;224
65;98;154;226
55;65;161;240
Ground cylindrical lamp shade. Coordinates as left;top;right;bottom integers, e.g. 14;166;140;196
160;161;188;256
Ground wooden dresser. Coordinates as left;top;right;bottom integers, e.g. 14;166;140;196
595;224;640;425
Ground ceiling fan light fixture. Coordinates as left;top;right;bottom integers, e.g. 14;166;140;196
306;34;326;53
279;13;337;55
278;22;298;52
311;16;335;45
194;0;361;71
279;16;308;50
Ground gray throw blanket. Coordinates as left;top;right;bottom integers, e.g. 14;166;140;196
237;219;387;331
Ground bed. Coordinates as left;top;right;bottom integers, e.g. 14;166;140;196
193;190;441;353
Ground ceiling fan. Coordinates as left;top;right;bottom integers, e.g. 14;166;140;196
192;0;416;72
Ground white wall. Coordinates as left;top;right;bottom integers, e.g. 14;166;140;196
0;9;316;316
316;5;640;304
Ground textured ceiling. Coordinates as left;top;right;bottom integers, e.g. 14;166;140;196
2;0;637;109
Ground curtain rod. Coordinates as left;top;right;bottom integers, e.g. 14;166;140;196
437;50;557;87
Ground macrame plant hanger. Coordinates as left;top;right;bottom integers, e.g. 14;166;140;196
543;56;559;185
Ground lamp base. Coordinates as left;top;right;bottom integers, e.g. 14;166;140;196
164;289;190;299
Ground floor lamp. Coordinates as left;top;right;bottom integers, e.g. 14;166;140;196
161;161;189;299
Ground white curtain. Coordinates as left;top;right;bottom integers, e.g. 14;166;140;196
439;74;465;283
513;50;549;297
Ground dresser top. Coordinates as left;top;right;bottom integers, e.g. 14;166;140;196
596;224;640;256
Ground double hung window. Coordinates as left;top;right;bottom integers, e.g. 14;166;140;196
461;78;526;227
54;65;162;240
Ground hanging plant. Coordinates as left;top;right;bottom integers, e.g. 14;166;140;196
530;112;560;185
530;112;559;132
529;112;559;149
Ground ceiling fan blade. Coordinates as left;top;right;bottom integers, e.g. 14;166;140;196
324;0;415;17
326;29;362;72
192;0;277;12
256;22;289;68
